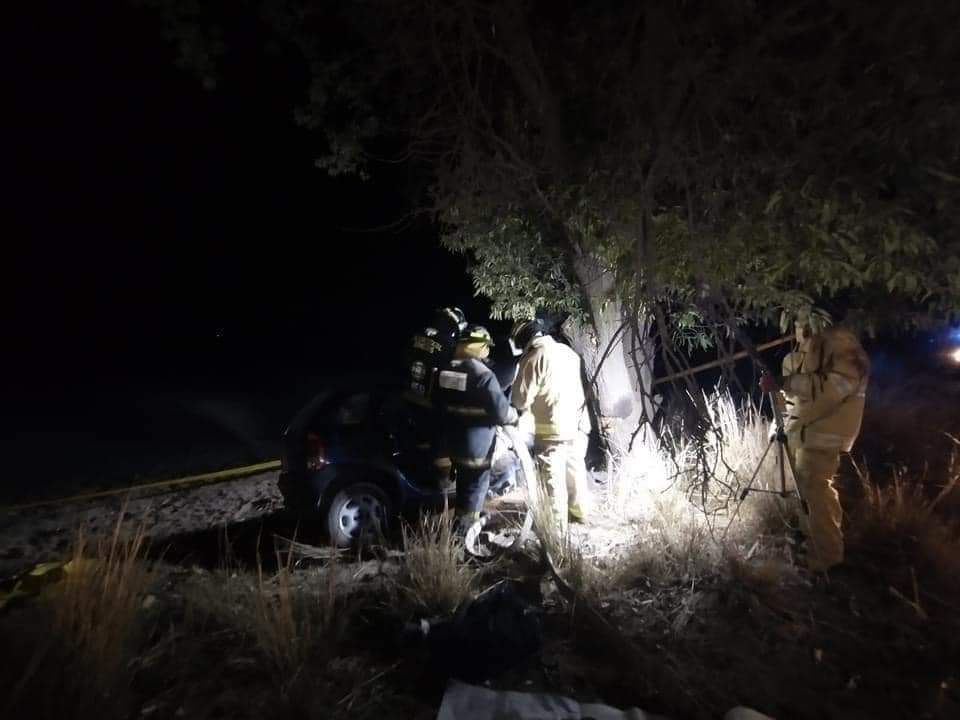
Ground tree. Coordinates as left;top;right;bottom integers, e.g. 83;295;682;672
147;0;960;452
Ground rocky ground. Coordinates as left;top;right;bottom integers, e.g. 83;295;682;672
2;465;959;720
0;471;285;580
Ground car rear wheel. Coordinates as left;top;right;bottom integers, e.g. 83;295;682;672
324;481;393;548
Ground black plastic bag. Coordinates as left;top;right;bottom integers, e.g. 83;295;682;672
405;580;542;683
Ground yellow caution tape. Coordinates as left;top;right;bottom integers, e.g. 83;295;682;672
1;459;281;512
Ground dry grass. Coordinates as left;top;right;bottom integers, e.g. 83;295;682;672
396;510;479;616
182;542;349;697
508;390;800;599
848;451;960;594
581;390;797;586
3;515;153;719
522;477;610;599
252;555;345;690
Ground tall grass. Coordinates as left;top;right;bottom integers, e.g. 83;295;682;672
396;511;478;616
252;554;345;690
4;516;153;719
589;390;795;584
848;452;960;593
515;481;598;603
182;540;348;696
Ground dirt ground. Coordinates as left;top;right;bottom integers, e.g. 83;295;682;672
2;468;958;720
0;471;284;580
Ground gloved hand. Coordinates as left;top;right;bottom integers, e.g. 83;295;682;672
759;372;782;393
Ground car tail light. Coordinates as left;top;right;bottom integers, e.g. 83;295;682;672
305;432;327;471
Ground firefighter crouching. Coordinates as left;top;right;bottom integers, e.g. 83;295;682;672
510;319;592;532
761;323;869;573
435;325;519;531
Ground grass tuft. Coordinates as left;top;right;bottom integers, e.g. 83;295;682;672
396;511;478;616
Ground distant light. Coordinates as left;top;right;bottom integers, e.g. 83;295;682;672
951;347;960;365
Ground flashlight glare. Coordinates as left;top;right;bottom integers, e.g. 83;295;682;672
950;347;960;365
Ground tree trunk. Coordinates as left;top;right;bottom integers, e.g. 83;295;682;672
565;254;658;457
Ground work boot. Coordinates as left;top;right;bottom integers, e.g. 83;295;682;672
437;477;457;495
434;463;456;495
568;502;587;524
453;512;480;539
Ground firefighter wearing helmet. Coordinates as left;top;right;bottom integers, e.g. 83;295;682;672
434;324;519;530
761;319;870;573
406;306;468;403
510;318;592;532
404;307;468;492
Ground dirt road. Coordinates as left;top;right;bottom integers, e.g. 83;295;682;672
0;471;285;579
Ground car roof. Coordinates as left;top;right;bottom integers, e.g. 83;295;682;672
285;373;403;435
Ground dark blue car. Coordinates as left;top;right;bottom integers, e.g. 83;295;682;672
278;370;523;547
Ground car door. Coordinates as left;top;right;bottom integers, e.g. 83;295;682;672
372;391;436;489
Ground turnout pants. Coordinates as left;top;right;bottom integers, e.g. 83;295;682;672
789;443;844;572
454;464;492;516
535;435;590;531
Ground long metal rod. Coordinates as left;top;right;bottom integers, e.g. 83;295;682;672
651;334;794;387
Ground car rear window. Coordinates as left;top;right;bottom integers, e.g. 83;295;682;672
329;392;371;426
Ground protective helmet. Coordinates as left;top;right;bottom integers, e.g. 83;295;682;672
509;318;544;354
457;324;494;360
442;306;468;332
459;324;494;346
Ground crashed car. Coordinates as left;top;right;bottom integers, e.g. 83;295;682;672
278;375;526;547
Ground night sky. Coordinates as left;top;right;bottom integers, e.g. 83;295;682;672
9;0;479;389
5;1;481;497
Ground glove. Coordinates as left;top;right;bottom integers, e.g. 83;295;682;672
759;373;782;393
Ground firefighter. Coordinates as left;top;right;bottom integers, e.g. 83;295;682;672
510;319;592;531
404;307;467;491
406;306;467;404
435;324;519;530
761;323;869;573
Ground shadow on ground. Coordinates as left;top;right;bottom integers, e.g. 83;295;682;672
151;510;327;571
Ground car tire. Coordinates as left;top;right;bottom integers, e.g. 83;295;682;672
324;480;393;548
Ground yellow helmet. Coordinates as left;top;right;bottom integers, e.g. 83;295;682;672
457;324;494;359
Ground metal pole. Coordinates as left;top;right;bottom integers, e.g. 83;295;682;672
650;335;794;387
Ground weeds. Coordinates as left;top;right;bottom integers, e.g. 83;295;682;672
848;453;960;593
253;555;344;688
4;514;153;720
396;511;478;616
577;390;798;587
183;539;348;696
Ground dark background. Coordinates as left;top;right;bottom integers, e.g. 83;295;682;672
5;1;480;501
5;2;957;503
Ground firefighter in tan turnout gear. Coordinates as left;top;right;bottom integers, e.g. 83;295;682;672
510;319;592;531
761;322;870;573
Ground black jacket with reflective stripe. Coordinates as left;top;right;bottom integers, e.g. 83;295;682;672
435;358;517;467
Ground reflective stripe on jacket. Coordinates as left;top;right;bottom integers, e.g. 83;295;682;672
435;357;518;467
512;335;588;441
